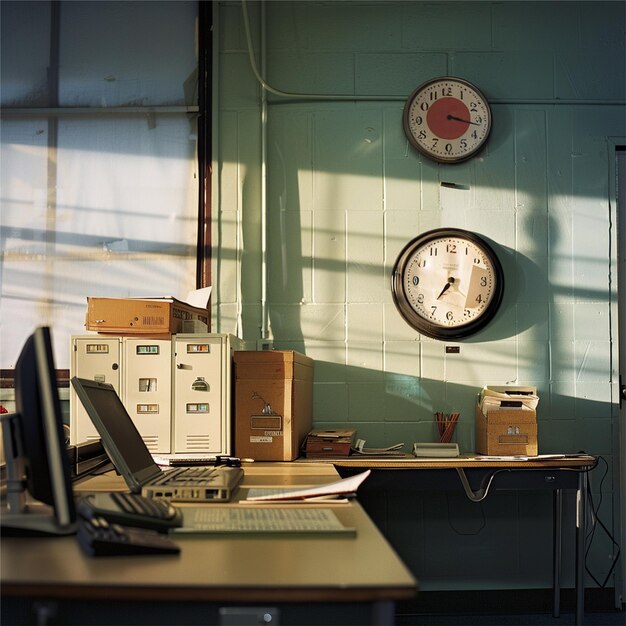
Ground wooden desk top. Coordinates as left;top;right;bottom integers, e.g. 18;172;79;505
1;463;417;604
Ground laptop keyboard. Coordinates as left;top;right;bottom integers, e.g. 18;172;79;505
153;466;218;486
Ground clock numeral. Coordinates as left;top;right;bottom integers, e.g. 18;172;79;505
480;276;487;287
470;102;478;112
475;294;483;304
429;91;439;101
445;143;452;153
418;130;427;140
430;305;437;316
417;294;425;304
414;115;423;126
446;244;457;253
429;248;438;257
431;138;439;148
420;102;429;112
412;276;419;286
446;311;454;321
460;139;467;149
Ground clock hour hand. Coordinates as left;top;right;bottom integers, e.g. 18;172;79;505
447;114;480;126
436;277;455;299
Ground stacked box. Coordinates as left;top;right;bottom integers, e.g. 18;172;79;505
475;405;538;455
86;297;208;335
234;351;314;461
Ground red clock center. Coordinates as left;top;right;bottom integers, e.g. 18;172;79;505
426;97;471;140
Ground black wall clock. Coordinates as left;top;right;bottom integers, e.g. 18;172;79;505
391;228;504;339
403;77;492;163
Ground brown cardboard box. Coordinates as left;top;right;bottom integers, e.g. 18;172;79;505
234;351;314;461
475;405;538;455
305;429;356;458
86;297;209;335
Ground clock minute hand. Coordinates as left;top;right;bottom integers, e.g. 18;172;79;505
447;114;480;126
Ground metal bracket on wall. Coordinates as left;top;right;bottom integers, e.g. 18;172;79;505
455;468;501;502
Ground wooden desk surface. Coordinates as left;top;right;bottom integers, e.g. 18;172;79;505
1;462;417;604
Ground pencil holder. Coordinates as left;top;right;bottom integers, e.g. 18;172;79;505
434;412;460;443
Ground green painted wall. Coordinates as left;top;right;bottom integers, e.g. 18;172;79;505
213;0;625;593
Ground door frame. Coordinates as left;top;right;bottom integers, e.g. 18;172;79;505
609;140;625;607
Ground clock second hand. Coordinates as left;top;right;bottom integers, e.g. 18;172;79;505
447;114;480;126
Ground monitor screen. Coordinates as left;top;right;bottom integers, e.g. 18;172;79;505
1;326;76;536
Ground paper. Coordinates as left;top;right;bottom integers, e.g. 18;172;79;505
245;469;371;502
480;386;539;412
473;454;568;462
351;440;405;456
185;287;212;308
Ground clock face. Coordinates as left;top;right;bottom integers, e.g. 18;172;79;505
391;228;504;339
403;77;492;163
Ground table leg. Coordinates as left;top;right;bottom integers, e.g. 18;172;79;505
575;471;588;626
553;489;562;618
371;600;394;626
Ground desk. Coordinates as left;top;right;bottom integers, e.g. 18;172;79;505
325;455;596;626
1;463;416;626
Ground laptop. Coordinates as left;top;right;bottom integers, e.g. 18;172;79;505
70;377;243;503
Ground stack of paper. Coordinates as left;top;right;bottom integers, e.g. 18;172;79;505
351;439;405;457
244;470;371;503
479;386;539;412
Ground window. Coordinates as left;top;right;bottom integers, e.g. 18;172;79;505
0;0;200;369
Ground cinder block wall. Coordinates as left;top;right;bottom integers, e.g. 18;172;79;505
214;0;625;592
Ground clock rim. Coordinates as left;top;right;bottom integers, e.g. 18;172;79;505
391;227;504;339
402;76;492;164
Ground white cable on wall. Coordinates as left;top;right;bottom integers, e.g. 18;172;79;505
241;0;399;103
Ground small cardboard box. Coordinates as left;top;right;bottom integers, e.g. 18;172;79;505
305;429;356;458
475;404;538;456
86;296;209;335
234;351;314;461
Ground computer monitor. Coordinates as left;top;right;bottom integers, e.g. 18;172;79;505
1;326;76;536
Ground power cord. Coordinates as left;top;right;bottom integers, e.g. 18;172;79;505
583;455;621;588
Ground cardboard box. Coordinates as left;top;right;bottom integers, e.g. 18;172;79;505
305;429;356;458
234;351;314;461
475;404;538;456
86;297;209;335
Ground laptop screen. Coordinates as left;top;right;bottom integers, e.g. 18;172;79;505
71;377;161;491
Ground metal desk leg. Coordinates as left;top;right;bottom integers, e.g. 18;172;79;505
553;489;562;618
371;600;394;626
576;471;588;626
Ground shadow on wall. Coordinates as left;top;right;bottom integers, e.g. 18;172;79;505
308;360;614;457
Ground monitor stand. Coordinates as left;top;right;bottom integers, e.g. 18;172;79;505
1;413;76;536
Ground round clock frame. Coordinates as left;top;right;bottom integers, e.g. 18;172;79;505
391;228;504;339
403;76;492;163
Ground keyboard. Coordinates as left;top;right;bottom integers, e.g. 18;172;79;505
77;516;180;557
155;466;219;486
178;507;356;535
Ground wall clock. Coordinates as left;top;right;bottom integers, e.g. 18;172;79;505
403;77;492;163
391;228;504;339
